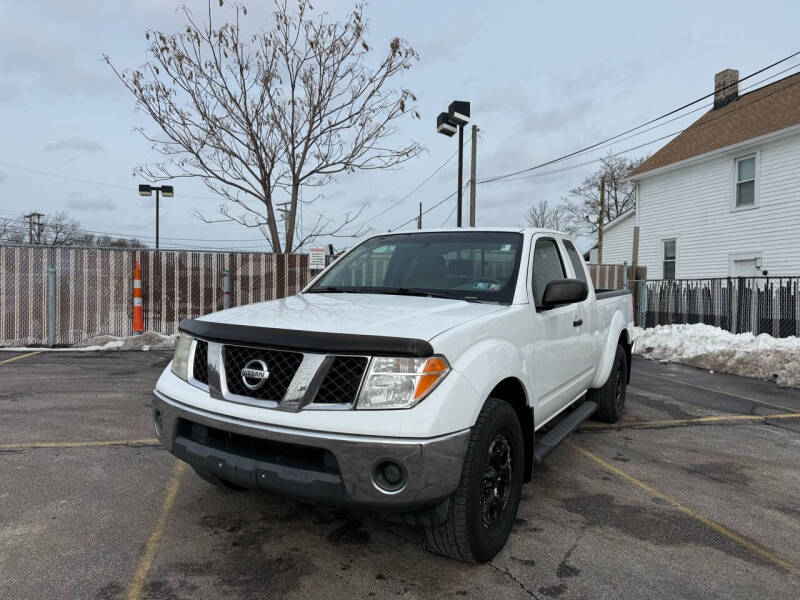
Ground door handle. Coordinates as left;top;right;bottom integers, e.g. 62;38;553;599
572;318;583;327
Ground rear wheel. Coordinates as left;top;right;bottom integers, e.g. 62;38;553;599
590;344;627;423
424;397;524;563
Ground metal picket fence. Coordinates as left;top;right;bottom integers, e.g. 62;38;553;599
0;245;311;346
629;277;800;338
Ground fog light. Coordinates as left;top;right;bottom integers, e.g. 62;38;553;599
373;459;407;493
153;410;163;437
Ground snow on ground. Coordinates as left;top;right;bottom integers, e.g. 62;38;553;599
633;324;800;388
0;332;177;352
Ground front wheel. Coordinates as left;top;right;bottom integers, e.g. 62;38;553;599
424;397;524;563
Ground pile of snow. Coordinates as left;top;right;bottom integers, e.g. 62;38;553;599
1;332;178;352
71;331;177;351
633;324;800;388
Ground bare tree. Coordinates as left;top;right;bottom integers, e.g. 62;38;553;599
0;213;146;247
562;153;646;236
11;212;81;246
106;1;422;253
0;217;22;243
524;199;578;234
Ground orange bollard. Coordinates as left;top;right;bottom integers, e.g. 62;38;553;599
132;260;144;333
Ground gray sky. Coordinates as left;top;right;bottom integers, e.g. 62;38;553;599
1;0;798;252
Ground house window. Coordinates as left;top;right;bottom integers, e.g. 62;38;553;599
663;239;676;280
735;155;756;207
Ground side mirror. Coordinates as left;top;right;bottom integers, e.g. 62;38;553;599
541;279;588;309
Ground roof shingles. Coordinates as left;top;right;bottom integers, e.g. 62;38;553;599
629;72;800;177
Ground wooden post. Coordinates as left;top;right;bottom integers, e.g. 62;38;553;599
597;176;605;264
469;124;478;227
630;224;640;323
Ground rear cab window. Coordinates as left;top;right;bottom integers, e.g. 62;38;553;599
562;240;588;283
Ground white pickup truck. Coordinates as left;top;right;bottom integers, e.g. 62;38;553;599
154;228;634;562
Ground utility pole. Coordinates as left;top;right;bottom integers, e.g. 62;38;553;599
417;202;422;229
597;176;606;264
24;212;44;245
631;184;641;323
469;125;478;227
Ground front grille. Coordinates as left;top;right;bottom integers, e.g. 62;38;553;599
313;356;369;405
192;340;208;384
223;345;303;401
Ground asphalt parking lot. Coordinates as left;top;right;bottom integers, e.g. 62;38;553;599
2;351;800;599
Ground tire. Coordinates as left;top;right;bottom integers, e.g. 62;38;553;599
424;397;524;563
194;468;247;491
590;344;628;423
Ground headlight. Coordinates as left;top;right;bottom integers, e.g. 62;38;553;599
171;334;193;381
356;356;450;409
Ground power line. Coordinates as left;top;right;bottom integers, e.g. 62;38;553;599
477;60;800;186
356;139;467;226
476;49;800;185
382;52;800;234
439;203;458;227
0;161;224;202
388;182;470;231
0;214;270;244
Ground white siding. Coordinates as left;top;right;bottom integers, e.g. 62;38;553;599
637;130;800;278
599;213;635;265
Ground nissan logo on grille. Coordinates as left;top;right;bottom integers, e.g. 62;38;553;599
241;359;270;390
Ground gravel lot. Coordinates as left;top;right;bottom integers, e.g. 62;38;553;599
2;351;799;599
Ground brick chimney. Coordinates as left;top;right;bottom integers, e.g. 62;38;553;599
714;68;739;109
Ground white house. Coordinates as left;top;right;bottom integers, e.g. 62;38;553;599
600;69;800;279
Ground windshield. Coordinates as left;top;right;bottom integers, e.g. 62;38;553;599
307;231;524;304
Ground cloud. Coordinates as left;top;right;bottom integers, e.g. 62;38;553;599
417;24;474;65
44;137;104;154
0;171;7;185
65;191;115;212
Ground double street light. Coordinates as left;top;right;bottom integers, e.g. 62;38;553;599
138;184;174;249
437;101;471;227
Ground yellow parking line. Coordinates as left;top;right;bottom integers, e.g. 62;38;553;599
581;412;800;431
644;371;794;412
0;439;159;450
126;460;186;600
569;442;800;575
0;350;42;365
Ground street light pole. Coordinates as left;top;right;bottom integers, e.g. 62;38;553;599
437;101;471;228
155;188;160;250
457;124;464;227
138;184;174;250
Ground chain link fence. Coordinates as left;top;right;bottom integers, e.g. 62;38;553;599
0;245;311;347
628;277;800;338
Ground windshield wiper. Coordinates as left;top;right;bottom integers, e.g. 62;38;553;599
371;287;456;300
307;286;360;293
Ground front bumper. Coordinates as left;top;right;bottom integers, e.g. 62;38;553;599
152;390;470;510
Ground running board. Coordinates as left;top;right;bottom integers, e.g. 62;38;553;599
533;401;598;464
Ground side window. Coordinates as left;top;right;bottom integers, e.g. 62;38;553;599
563;240;588;283
531;238;566;307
